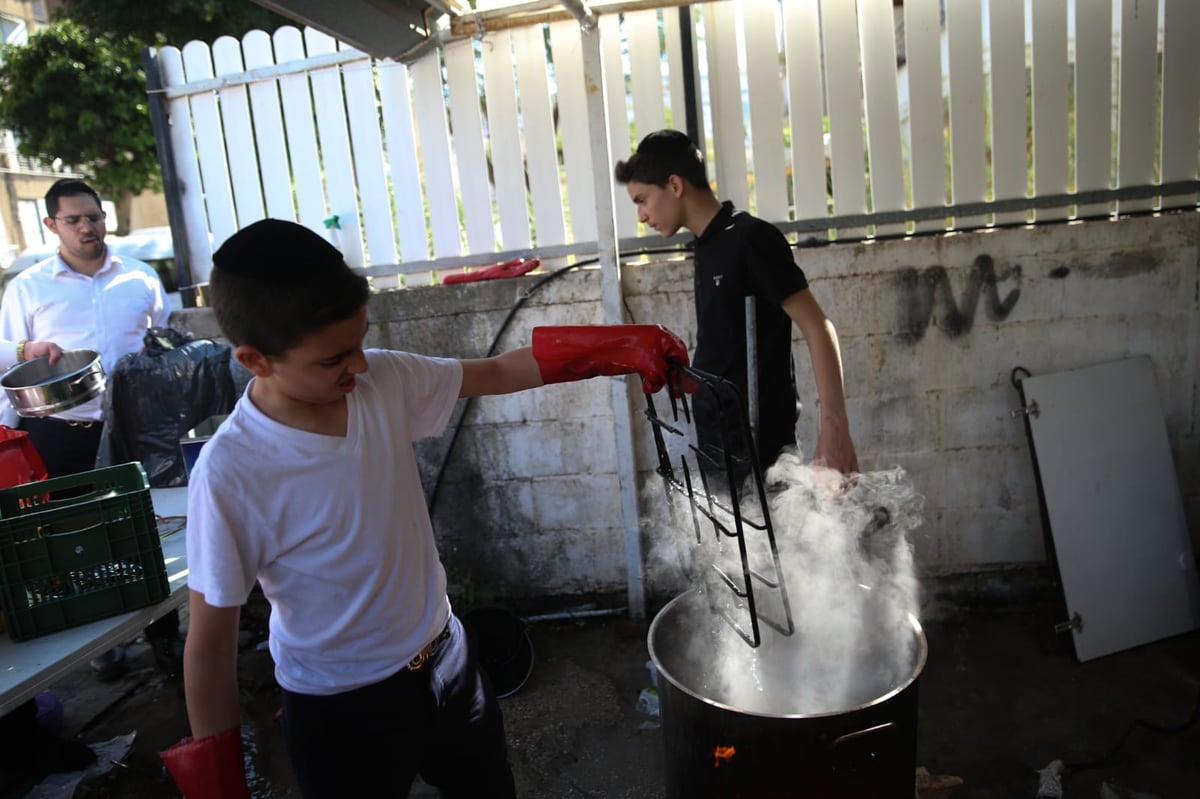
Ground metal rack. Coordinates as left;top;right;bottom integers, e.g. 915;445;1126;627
645;363;794;648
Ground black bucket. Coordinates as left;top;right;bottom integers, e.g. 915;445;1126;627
647;590;926;798
463;606;535;699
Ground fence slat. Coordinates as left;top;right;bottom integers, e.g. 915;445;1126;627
445;39;495;255
480;31;530;252
212;37;265;227
946;0;987;228
273;28;329;236
602;15;639;239
339;45;398;265
411;47;461;265
182;41;239;251
1031;0;1069;223
550;21;598;245
379;60;429;261
628;9;667;140
158;47;214;283
704;1;749;211
859;0;906;236
902;0;946;233
744;0;788;222
663;7;687;130
1074;0;1113;219
1159;0;1200;209
513;24;567;247
1117;0;1159;215
304;30;366;266
987;0;1028;226
821;0;867;236
242;30;296;222
783;0;829;225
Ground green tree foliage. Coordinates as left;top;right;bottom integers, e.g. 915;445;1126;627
0;21;157;200
57;0;290;48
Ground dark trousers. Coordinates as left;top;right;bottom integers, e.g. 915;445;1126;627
17;417;102;479
280;614;516;798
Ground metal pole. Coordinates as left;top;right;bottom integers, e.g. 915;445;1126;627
744;297;759;449
142;47;196;307
577;12;646;620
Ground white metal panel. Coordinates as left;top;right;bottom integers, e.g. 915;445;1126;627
1159;0;1200;209
1022;356;1200;662
513;24;567;248
628;9;667;139
988;0;1028;226
342;46;398;265
273;27;329;237
743;0;788;222
242;30;296;222
158;47;214;284
903;0;946;233
410;47;461;263
444;38;495;255
1117;0;1159;215
212;37;265;227
858;0;905;237
1030;0;1069;223
480;30;530;252
600;14;638;240
550;21;598;245
304;29;365;267
1073;0;1113;219
705;1;748;210
945;0;986;229
378;59;429;262
782;0;829;225
819;0;867;236
182;41;238;252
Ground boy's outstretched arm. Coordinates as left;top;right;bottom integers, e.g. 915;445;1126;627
782;289;859;474
160;590;249;798
460;324;690;398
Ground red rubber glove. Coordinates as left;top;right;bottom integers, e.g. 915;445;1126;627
160;727;250;799
442;258;540;284
532;324;690;394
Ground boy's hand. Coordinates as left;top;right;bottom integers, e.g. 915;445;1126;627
532;324;690;394
160;727;250;799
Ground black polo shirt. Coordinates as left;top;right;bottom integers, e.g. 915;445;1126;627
690;202;809;472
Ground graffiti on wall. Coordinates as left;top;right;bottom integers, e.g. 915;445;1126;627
895;254;1022;342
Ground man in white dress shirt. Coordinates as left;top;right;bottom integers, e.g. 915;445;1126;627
0;178;171;477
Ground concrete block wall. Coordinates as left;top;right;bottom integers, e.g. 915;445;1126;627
171;211;1200;601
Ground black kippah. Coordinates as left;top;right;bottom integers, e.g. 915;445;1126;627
212;219;345;278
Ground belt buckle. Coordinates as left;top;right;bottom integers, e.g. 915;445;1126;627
406;649;429;671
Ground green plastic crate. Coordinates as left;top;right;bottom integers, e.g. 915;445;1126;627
0;462;170;641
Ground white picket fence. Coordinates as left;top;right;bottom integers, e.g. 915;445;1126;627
150;0;1200;289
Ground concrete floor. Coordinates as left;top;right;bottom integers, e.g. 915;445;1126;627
5;579;1200;799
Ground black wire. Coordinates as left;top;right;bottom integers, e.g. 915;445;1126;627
1063;684;1200;772
425;243;693;515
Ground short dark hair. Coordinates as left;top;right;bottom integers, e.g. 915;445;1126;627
209;219;370;356
614;129;710;190
45;178;102;218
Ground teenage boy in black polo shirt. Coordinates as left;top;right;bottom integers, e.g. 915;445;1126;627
615;129;858;484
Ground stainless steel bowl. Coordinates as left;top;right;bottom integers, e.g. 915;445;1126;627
1;348;106;417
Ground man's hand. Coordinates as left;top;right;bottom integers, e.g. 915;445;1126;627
532;324;690;394
22;341;64;364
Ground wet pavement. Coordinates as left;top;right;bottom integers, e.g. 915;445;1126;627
4;576;1200;798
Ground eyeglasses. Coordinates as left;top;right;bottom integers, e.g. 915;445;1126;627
52;212;106;226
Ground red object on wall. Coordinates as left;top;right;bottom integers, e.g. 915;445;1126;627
442;258;540;284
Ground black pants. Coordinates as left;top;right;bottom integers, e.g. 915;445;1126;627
280;615;515;798
16;416;102;479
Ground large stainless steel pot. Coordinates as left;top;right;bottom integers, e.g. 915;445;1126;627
1;349;106;417
648;589;926;798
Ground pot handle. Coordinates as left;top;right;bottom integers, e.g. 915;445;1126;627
830;722;895;750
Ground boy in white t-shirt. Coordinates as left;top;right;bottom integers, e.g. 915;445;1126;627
160;219;689;797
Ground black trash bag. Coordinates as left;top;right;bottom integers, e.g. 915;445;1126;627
95;327;237;487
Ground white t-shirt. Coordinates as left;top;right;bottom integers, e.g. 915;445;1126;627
0;250;172;423
186;349;464;695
